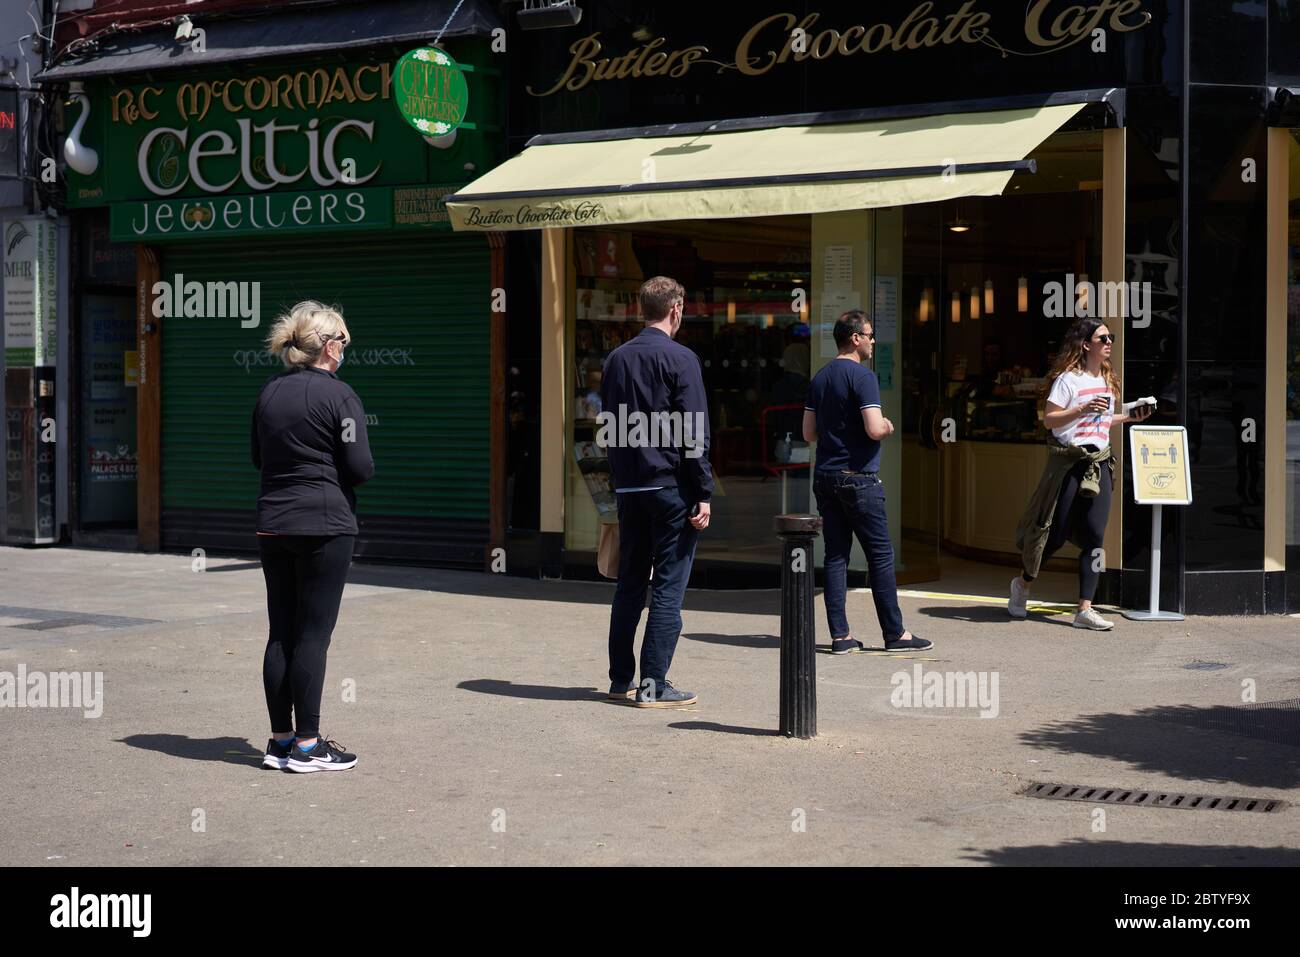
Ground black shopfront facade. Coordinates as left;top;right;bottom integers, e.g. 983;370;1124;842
487;1;1300;617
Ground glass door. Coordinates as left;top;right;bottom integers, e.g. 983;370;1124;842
890;206;944;584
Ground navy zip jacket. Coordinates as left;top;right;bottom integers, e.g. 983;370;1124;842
599;326;714;501
251;366;375;535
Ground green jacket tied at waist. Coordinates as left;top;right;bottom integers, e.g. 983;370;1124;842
1015;440;1115;580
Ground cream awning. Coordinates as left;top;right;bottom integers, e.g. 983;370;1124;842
446;103;1085;231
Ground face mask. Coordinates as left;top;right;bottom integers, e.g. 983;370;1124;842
335;347;345;368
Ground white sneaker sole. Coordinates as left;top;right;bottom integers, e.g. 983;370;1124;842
286;758;357;773
262;756;289;770
1072;618;1115;631
634;696;698;709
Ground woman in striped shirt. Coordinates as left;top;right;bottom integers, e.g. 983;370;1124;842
1009;318;1152;630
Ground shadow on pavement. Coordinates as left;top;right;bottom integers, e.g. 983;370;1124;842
683;632;779;649
118;734;264;766
1020;701;1300;789
964;839;1300;866
456;678;610;702
205;562;263;573
338;564;785;617
668;720;778;737
919;604;1076;626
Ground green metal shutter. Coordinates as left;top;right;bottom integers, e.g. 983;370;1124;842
160;233;490;564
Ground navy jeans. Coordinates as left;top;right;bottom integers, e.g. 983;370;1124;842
812;470;905;642
607;487;700;693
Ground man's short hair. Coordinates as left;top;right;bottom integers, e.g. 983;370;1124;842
833;309;870;349
639;276;685;322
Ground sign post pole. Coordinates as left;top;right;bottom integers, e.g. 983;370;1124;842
1122;425;1188;622
1148;503;1162;616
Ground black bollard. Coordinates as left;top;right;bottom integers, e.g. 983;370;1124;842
775;514;821;739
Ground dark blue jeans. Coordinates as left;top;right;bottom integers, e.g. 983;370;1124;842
812;470;905;642
607;487;699;693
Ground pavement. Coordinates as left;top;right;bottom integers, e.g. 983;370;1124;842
1;544;1298;867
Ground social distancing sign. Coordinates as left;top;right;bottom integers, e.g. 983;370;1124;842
1129;426;1192;505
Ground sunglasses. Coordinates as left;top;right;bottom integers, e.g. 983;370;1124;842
855;330;876;342
1092;334;1115;344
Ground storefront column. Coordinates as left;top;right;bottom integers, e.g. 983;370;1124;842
488;231;507;567
135;245;160;551
1102;127;1126;589
539;228;568;562
1265;128;1288;587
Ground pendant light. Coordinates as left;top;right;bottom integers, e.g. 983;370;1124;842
983;279;994;315
947;199;971;233
1017;275;1029;313
950;290;961;323
969;285;980;320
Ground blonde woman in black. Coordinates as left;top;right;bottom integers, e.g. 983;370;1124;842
252;301;374;772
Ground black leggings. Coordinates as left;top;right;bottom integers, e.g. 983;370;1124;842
1024;460;1112;602
259;534;354;738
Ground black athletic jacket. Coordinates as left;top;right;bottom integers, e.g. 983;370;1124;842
599;327;714;501
251;367;374;535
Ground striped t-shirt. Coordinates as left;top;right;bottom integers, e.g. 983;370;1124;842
1047;370;1114;446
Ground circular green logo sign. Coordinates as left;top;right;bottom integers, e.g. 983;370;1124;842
395;47;469;136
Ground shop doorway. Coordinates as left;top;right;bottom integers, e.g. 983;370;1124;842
76;292;138;532
71;210;141;546
893;130;1106;588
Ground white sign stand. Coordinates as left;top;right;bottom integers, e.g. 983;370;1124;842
1122;503;1184;621
1122;425;1191;622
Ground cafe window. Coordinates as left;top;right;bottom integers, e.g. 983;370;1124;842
566;217;812;569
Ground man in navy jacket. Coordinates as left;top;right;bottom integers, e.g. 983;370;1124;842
598;276;712;708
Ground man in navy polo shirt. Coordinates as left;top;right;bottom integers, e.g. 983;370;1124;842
803;309;932;655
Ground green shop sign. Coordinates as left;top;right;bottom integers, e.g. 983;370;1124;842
394;47;473;137
65;55;491;222
109;183;462;242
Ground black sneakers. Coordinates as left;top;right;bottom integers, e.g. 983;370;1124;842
262;738;292;770
884;634;934;652
634;679;698;708
285;737;357;773
607;681;636;700
831;637;866;655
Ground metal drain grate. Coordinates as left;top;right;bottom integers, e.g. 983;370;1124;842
1022;782;1288;813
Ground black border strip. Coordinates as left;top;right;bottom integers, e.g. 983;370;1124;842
445;159;1035;204
524;88;1121;147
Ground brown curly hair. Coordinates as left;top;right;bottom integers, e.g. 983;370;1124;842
1044;318;1121;400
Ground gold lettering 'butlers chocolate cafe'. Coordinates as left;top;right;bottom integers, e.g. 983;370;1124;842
530;0;1151;95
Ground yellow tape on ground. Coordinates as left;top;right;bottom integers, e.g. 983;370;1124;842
856;586;1077;611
